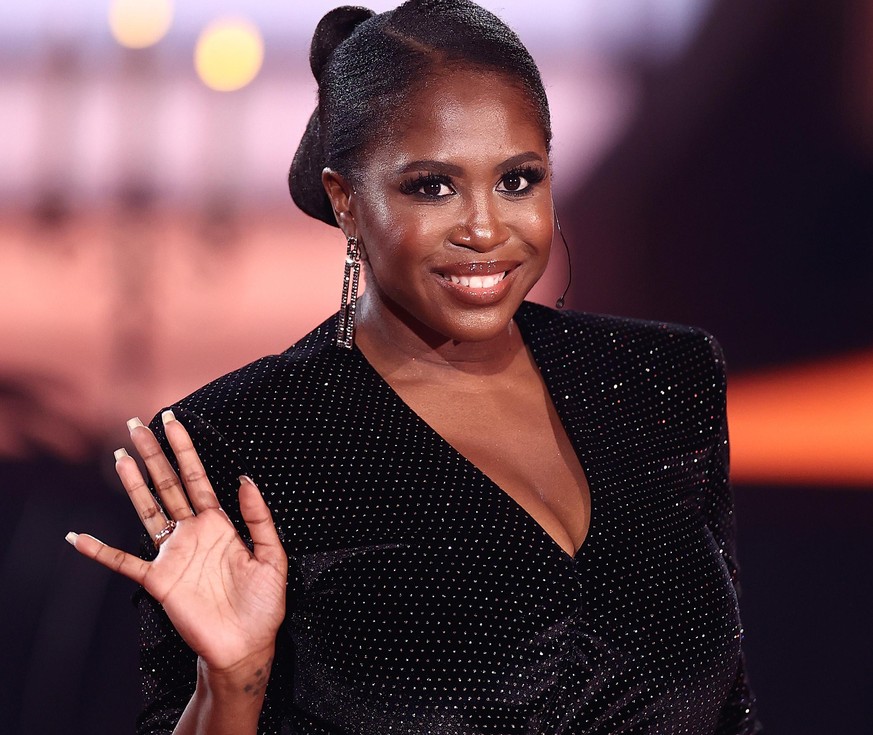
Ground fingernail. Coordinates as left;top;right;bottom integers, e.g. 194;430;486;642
114;448;129;462
239;475;257;487
161;409;176;425
126;417;144;432
65;532;79;547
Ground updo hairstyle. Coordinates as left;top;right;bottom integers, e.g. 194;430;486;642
289;0;552;227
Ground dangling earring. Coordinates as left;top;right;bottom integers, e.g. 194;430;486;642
337;235;361;349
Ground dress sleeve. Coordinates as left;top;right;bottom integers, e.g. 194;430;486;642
697;335;764;735
134;406;292;735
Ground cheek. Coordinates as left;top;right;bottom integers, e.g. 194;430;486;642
518;202;554;249
364;204;451;263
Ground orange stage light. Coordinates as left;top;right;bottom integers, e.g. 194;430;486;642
728;351;873;487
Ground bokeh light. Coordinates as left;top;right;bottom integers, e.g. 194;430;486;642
108;0;173;49
194;18;264;92
728;351;873;487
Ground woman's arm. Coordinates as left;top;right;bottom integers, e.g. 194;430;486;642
698;334;763;734
171;649;275;735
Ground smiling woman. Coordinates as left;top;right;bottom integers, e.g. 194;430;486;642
66;1;762;734
324;69;553;345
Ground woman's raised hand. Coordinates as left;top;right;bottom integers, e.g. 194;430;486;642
67;410;288;675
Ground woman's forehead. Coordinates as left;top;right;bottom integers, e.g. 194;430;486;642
369;70;548;161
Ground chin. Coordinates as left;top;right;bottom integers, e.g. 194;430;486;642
433;302;522;344
373;286;528;346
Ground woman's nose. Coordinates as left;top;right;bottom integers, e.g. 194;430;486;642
450;194;510;251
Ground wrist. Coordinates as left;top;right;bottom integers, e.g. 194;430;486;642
175;649;276;734
197;646;276;702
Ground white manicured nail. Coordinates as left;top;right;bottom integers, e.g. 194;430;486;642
65;532;79;547
114;448;129;462
161;409;176;425
126;417;144;432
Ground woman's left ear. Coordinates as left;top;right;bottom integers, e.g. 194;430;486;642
322;168;356;237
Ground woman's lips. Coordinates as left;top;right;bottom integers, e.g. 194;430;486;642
432;263;518;304
440;271;506;289
434;260;516;277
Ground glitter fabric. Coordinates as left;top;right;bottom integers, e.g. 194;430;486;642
136;301;761;734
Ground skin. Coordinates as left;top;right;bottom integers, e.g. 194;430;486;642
68;68;590;733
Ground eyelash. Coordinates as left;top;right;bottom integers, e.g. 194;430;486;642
399;165;547;199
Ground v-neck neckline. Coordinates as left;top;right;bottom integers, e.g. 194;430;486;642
348;301;598;563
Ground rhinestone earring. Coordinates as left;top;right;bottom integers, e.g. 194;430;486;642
337;235;361;349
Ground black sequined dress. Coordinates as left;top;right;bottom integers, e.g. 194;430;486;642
137;301;762;734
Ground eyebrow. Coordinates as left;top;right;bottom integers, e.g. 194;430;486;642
497;151;545;173
397;151;544;177
398;160;464;177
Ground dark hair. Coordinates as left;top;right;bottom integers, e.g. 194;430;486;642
288;0;552;227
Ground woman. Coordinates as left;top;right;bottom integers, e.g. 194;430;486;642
67;1;761;733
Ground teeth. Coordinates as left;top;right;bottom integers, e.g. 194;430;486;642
444;272;506;288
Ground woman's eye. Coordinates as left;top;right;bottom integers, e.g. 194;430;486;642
401;176;455;197
497;173;529;193
420;180;453;197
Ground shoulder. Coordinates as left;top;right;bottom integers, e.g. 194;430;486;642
517;301;727;413
163;313;345;432
518;300;724;375
519;300;720;353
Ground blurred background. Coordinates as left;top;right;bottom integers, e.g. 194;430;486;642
1;0;871;732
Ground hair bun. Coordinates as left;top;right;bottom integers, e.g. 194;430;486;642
310;6;376;82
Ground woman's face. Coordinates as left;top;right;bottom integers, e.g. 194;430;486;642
337;69;553;345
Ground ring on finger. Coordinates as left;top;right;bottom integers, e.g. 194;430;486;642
153;519;177;548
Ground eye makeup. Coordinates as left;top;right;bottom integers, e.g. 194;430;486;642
398;164;547;200
399;172;455;198
498;164;546;194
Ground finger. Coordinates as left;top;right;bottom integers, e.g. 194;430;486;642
114;448;171;538
238;476;286;568
66;531;149;585
161;410;221;513
127;417;194;521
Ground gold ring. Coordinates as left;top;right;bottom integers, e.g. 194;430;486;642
153;519;177;548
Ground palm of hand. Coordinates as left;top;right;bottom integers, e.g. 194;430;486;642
144;508;287;671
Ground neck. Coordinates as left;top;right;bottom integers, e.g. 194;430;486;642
354;291;524;379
